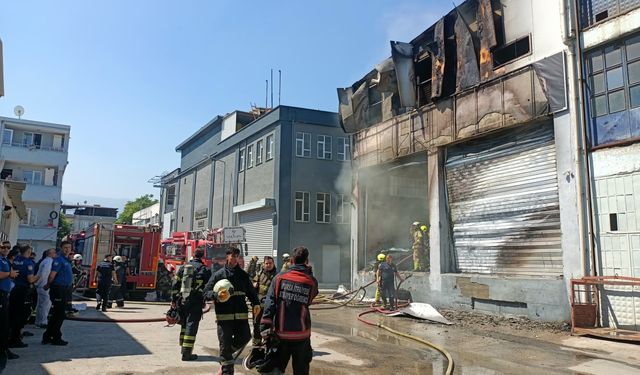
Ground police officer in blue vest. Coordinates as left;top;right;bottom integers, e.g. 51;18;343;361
0;242;19;370
42;241;73;346
8;245;39;348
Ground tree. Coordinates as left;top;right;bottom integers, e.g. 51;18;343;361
116;194;158;224
57;213;72;245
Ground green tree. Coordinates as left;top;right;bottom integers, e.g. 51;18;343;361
116;194;158;224
57;213;72;244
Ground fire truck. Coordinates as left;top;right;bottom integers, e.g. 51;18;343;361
73;223;162;300
161;227;247;272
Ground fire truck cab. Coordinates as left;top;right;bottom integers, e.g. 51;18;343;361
161;227;247;272
74;223;162;300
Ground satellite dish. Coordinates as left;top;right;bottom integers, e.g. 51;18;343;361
14;105;24;119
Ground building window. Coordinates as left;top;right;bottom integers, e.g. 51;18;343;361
166;185;176;206
2;129;13;145
22;132;42;148
21;208;37;226
266;134;274;160
296;132;311;157
316;193;331;223
247;144;254;169
294;191;310;222
23;170;43;185
317;135;332;160
256;140;264;165
337;137;350;161
586;34;640;146
239;149;245;172
336;194;350;224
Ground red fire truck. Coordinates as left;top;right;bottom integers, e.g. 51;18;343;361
74;223;162;300
161;227;246;271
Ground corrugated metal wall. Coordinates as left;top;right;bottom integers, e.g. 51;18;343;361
238;208;274;261
445;123;562;276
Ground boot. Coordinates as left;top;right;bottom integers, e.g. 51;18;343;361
181;347;198;361
96;302;101;310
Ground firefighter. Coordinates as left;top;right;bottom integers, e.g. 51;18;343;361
95;254;116;312
111;255;126;307
420;224;430;271
260;246;318;375
246;256;259;279
411;222;428;272
204;247;260;375
280;253;291;273
374;253;386;305
251;256;277;345
170;247;211;361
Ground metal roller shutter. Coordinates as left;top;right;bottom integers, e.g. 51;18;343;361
445;124;562;276
238;208;274;261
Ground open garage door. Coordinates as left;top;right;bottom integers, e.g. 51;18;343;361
445;123;562;276
238;208;274;261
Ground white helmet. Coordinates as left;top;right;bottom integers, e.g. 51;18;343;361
73;254;83;261
282;253;290;259
113;255;123;262
213;279;235;303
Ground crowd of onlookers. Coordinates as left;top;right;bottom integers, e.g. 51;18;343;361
0;240;86;373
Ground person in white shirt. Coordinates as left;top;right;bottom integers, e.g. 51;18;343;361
35;248;57;328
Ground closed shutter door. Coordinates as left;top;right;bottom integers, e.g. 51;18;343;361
239;208;274;261
445;124;562;277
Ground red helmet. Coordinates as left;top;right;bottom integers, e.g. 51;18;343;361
165;306;180;326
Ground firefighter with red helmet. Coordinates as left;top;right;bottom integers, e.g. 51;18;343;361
204;246;260;375
170;248;211;361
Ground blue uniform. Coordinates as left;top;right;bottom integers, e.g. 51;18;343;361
50;255;73;287
12;255;35;287
0;256;11;292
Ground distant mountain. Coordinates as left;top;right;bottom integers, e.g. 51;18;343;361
62;193;129;214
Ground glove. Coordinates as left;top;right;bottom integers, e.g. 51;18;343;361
252;305;261;317
204;291;216;302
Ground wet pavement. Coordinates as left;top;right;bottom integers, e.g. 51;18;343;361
3;298;640;374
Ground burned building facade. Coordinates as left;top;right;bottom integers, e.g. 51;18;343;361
340;0;591;321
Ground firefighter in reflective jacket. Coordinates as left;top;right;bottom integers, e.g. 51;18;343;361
171;248;211;361
260;246;318;375
204;247;260;375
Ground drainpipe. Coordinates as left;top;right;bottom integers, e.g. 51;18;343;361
561;0;597;277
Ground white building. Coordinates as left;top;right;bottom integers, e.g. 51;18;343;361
132;202;160;226
0;179;27;244
0;117;70;252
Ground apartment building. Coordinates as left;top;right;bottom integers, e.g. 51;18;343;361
159;106;351;286
0;117;70;252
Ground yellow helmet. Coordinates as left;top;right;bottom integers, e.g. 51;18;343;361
420;225;428;232
377;253;386;261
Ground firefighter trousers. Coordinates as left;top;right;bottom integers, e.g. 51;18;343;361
270;338;313;375
96;282;112;309
217;319;251;374
179;303;203;352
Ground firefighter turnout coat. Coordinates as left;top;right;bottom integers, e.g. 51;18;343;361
204;264;260;321
260;264;318;341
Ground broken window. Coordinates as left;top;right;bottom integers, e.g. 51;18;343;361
416;53;433;107
492;35;530;68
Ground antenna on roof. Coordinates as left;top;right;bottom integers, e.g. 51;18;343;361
270;68;274;109
278;69;282;106
265;80;268;109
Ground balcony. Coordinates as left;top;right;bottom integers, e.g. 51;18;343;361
18;225;57;242
22;184;62;203
0;142;68;167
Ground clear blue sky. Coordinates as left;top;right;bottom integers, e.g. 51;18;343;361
0;0;450;205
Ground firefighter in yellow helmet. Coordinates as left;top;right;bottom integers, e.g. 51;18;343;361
374;253;386;304
411;222;429;272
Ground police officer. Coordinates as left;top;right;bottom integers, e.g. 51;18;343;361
0;243;19;369
251;256;276;345
8;245;39;348
95;254;116;312
204;247;260;375
170;248;211;361
42;241;74;346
